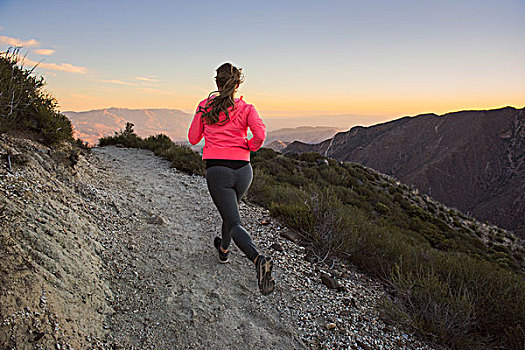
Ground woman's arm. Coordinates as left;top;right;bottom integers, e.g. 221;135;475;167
188;105;204;145
247;105;266;151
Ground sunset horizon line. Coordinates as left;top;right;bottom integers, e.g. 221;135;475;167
62;103;524;117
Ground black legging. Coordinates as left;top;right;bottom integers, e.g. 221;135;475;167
205;163;259;261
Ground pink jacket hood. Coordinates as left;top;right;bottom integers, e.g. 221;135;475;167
188;96;267;161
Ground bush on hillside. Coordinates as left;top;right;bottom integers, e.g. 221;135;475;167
98;124;205;175
0;48;73;145
99;122;145;149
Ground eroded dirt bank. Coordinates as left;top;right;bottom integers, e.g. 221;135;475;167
0;136;113;349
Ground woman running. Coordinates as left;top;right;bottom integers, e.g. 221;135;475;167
188;62;275;295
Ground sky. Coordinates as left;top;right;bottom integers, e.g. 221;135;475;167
1;0;524;129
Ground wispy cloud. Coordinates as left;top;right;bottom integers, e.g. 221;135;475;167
0;35;40;47
34;48;55;56
1;36;84;74
99;87;117;92
99;77;161;90
99;79;140;86
22;56;87;74
136;76;158;82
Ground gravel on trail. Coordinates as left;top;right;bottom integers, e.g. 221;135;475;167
91;146;441;350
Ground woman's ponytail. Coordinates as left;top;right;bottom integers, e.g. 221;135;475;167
199;63;244;125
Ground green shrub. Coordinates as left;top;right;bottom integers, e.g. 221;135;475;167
163;145;205;176
270;203;313;234
144;133;173;151
298;151;324;163
376;202;390;214
99;122;145;148
98;124;204;175
246;170;276;207
386;264;480;348
251;147;278;160
319;166;345;186
0;48;73;145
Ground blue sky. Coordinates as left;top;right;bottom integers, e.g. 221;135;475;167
0;0;523;127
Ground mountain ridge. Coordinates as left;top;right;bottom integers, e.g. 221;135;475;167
64;108;194;146
285;106;525;238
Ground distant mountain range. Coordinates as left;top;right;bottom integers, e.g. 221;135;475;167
64;108;341;147
64;108;193;145
285;106;525;238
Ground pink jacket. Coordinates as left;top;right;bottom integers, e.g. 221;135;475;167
188;96;266;161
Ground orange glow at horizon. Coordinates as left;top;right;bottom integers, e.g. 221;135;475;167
55;87;524;120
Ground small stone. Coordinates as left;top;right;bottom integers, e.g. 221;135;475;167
339;309;351;317
261;218;270;225
325;322;336;330
343;297;358;308
279;230;300;244
320;273;339;289
33;331;45;342
146;215;164;225
270;242;283;252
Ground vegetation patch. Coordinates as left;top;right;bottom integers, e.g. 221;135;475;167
0;48;74;145
99;123;205;176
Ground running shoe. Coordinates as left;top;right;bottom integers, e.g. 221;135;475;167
256;255;275;295
213;237;229;264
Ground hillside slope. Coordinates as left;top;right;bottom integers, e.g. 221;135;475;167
0;135;113;348
285;107;525;238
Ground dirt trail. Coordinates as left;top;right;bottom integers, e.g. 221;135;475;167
93;146;303;349
91;146;438;350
